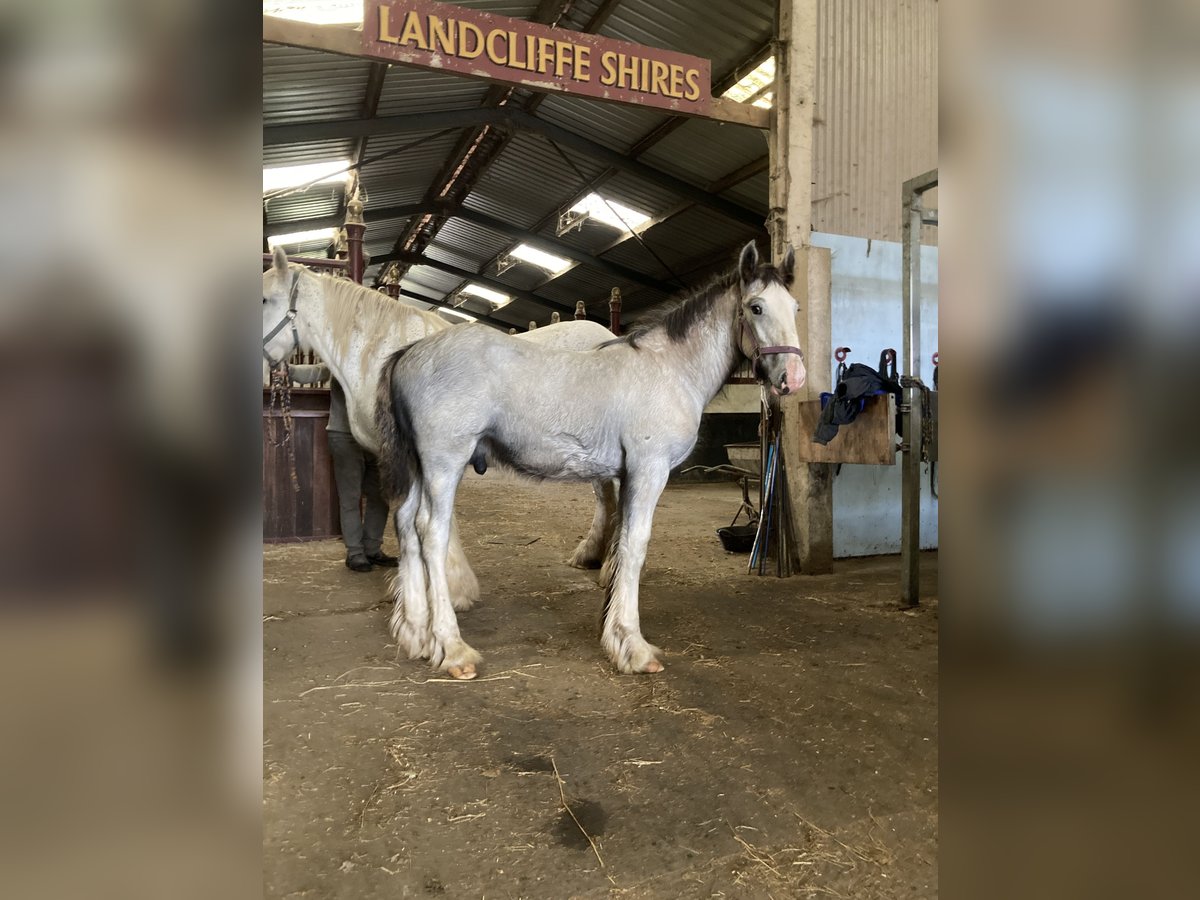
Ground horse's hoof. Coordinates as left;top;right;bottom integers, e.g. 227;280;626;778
447;663;477;680
568;555;603;570
639;659;664;674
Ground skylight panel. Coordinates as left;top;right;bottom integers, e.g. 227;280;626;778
722;56;775;107
262;1;363;25
460;283;512;309
267;227;338;250
263;160;352;194
568;193;651;232
508;243;572;275
439;308;477;323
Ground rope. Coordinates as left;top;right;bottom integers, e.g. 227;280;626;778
267;364;300;494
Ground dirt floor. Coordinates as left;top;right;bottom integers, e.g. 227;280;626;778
264;478;938;899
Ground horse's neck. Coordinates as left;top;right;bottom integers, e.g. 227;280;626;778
669;288;742;412
292;276;360;390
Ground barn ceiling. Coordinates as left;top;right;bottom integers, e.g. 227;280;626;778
263;0;777;330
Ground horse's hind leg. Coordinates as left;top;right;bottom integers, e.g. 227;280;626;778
390;488;431;660
418;469;483;680
600;464;667;674
569;479;619;570
446;514;480;611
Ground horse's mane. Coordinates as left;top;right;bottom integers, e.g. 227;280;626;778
623;262;788;348
315;272;449;357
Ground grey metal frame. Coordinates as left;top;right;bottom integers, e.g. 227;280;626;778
900;169;937;607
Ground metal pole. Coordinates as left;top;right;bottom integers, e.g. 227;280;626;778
900;169;937;607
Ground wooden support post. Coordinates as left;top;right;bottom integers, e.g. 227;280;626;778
770;0;831;574
345;192;366;284
574;300;587;320
609;287;622;335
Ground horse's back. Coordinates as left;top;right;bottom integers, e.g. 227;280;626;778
517;319;613;352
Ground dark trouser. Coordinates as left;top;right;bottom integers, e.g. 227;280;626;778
328;431;389;558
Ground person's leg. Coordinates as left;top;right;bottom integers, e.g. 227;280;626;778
361;453;396;566
328;431;370;570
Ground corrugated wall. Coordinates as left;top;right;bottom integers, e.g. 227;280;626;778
812;0;938;242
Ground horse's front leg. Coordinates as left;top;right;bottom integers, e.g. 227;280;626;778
568;478;619;570
601;464;668;674
419;470;483;680
390;488;432;660
446;514;480;611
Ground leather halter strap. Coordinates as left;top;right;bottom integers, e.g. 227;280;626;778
737;296;805;364
263;269;301;365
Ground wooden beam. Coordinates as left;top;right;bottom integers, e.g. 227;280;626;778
770;0;831;575
262;17;769;130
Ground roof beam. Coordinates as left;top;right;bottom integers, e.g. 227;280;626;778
371;251;585;319
263;17;768;129
267;202;677;293
266;108;763;230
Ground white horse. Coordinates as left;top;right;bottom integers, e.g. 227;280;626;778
261;247;617;609
376;242;806;678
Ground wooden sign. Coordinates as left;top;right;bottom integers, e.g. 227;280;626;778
364;0;712;115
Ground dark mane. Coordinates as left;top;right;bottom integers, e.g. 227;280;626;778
622;261;788;347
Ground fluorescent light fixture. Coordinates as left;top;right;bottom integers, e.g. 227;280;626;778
568;193;651;232
262;1;363;25
267;227;338;249
508;243;572;275
722;56;775;106
439;308;477;323
263;160;352;194
460;283;512;308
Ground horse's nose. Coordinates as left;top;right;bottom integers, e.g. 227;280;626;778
784;356;806;394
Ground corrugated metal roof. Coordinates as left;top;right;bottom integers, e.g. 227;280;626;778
463;130;608;229
598;0;775;77
639;117;770;188
264;46;373;125
262;139;357;168
376;67;492;116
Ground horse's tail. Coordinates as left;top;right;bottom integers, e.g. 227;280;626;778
375;346;419;503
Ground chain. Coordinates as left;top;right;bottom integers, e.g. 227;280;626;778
899;375;934;462
267;363;300;493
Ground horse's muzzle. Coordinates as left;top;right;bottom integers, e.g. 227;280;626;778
762;355;807;396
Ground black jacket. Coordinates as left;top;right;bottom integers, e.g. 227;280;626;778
813;363;902;445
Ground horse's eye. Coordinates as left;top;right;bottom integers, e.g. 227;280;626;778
750;304;763;316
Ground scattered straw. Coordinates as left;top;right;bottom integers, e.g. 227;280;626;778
549;756;609;878
728;822;782;878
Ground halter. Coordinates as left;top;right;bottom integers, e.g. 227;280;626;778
263;269;301;365
736;295;805;368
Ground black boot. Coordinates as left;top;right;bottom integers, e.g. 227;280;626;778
346;553;373;572
366;551;399;568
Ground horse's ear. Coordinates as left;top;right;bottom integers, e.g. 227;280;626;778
779;245;796;287
738;242;759;285
272;245;289;275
